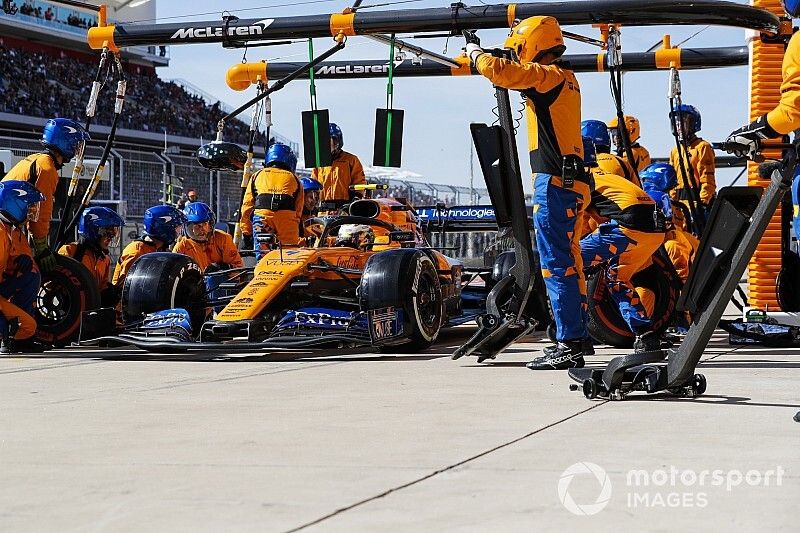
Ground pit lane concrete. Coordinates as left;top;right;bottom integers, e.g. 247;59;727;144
0;327;797;531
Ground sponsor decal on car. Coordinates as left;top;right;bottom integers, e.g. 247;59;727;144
142;308;192;335
369;306;403;342
275;308;368;331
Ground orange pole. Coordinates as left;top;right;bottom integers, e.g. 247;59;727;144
748;0;788;310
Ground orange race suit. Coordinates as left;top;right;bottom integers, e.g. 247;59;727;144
581;170;666;333
621;144;651;173
669;137;716;207
239;167;304;254
112;238;165;288
173;229;243;272
597;152;640;187
311;151;366;209
475;52;588;342
2;153;59;240
0;216;40;340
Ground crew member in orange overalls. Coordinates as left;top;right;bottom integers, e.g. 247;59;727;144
580;138;667;353
3;118;89;271
239;143;304;258
312;123;366;213
112;204;186;288
0;180;46;353
173;202;242;272
466;17;591;369
608;115;651;172
58;206;125;307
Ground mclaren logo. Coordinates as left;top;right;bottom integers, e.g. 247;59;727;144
316;59;404;76
170;19;274;40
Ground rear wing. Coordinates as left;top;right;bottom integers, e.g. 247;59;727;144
415;205;533;233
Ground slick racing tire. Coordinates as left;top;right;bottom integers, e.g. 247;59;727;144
122;253;207;329
361;249;444;352
35;255;101;347
587;253;681;348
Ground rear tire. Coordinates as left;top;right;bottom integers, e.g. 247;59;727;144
361;249;443;352
35;255;101;347
122;252;207;330
587;253;681;348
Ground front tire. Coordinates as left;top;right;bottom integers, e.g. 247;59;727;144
122;253;207;330
35;255;101;347
361;249;444;352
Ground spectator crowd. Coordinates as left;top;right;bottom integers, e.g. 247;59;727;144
9;2;97;29
0;44;258;145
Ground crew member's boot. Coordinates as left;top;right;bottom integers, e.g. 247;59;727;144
527;339;588;370
0;318;20;355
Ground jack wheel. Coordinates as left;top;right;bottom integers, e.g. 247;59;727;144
582;379;598;400
693;374;707;395
480;314;499;330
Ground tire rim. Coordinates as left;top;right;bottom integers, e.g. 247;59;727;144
415;271;440;330
36;280;73;324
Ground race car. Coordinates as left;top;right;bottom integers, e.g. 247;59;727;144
81;197;514;352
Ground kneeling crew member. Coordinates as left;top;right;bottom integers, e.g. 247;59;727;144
58;207;125;307
608;115;651;172
3;118;89;272
0;181;46;353
174;202;243;272
579;138;667;353
582;119;639;186
465;16;591;369
239;143;304;256
312;123;366;212
640;163;699;284
112;204;186;288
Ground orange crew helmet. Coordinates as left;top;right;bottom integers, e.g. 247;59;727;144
608;115;641;143
503;16;566;64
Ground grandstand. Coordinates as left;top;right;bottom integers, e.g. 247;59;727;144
0;0;487;241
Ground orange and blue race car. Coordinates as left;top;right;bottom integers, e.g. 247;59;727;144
81;197;527;353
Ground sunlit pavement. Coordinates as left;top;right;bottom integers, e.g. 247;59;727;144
0;326;796;532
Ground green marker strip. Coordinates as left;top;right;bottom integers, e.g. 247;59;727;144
385;35;395;166
308;38;321;168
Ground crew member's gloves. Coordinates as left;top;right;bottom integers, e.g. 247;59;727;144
723;114;779;159
241;233;254;250
463;30;483;65
33;237;57;272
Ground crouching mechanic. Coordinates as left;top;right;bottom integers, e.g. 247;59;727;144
312;123;366;213
239;143;304;257
173;202;243;272
3;118;89;272
582;119;639;186
465;16;592;369
112;205;186;288
579;138;667;353
639;163;699;284
0;181;46;353
58;207;125;307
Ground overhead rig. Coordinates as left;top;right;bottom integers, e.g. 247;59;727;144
86;1;780;51
227;46;749;83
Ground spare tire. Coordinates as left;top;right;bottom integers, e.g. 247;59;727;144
35;255;101;347
587;253;681;348
361;249;443;352
122;252;207;329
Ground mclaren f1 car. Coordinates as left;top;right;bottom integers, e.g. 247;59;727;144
80;198;523;352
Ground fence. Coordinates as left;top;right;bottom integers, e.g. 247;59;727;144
2;137;488;218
